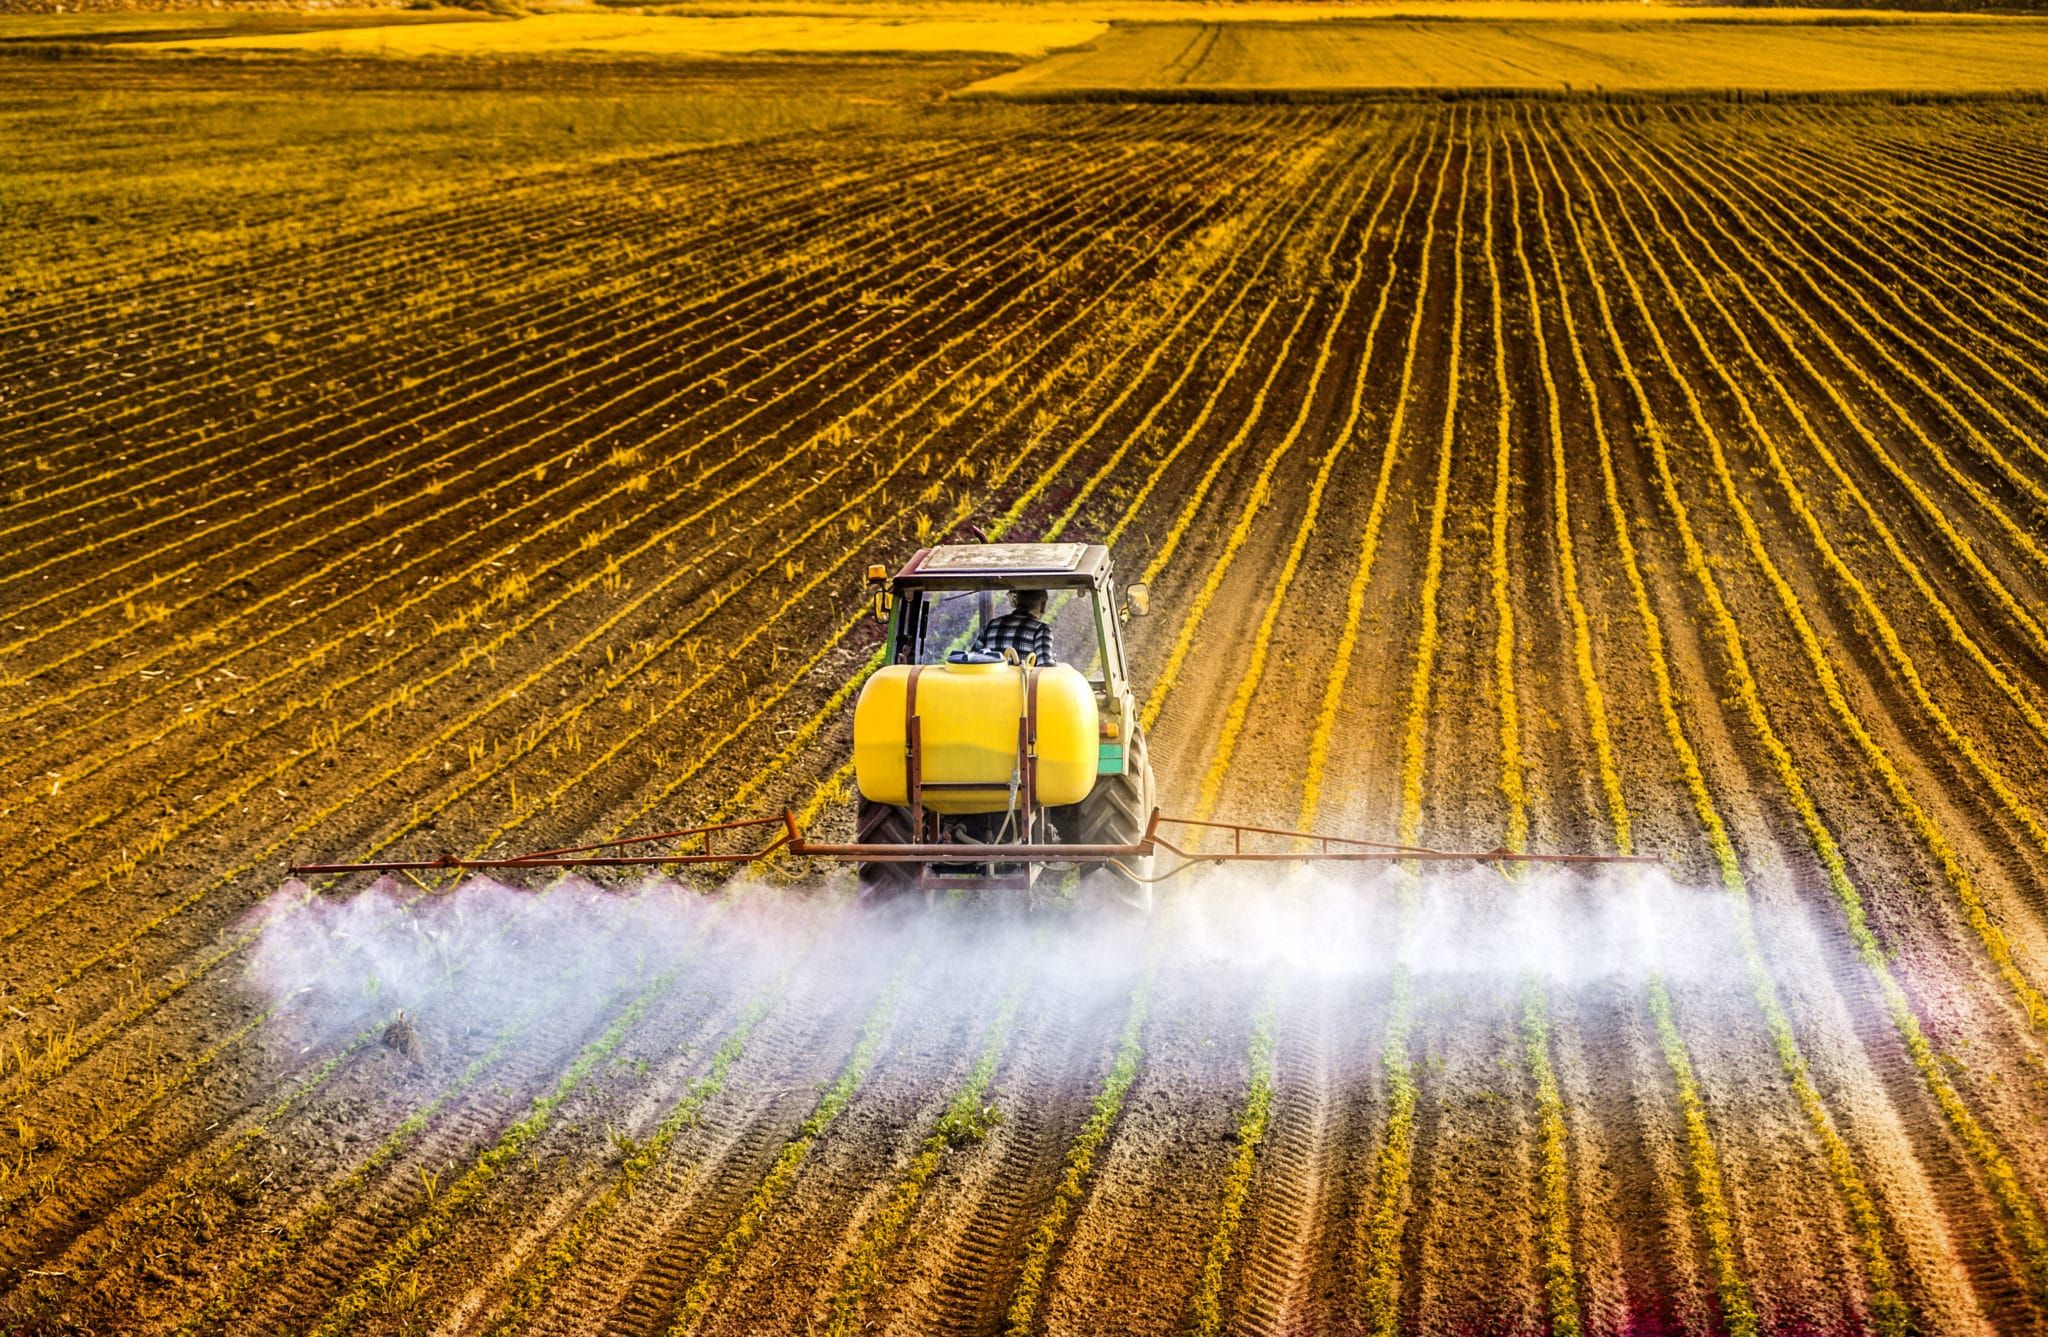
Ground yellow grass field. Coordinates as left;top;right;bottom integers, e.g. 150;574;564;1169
117;0;2021;65
143;10;1109;58
966;17;2048;97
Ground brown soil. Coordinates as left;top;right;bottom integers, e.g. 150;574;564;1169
5;59;2048;1336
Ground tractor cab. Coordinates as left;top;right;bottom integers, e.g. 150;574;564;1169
867;542;1147;768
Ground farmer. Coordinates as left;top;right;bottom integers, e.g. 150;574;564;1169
973;588;1056;665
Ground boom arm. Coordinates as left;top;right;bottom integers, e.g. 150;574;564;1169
289;812;1657;880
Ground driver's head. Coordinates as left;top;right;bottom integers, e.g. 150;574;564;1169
1012;588;1049;619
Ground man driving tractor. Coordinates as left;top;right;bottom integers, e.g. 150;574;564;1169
971;588;1056;664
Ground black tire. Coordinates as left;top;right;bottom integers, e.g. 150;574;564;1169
1073;726;1155;915
856;799;917;905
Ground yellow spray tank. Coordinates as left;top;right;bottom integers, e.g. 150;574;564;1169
853;661;1099;815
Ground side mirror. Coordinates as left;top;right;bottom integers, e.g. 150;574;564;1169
1124;582;1151;618
866;563;892;622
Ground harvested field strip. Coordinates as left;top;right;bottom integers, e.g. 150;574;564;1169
1580;131;2048;1014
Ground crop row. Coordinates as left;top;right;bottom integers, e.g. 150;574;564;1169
0;123;1188;874
1654;131;2048;732
1528;119;1915;1327
8;117;1351;1326
1532;113;2045;1318
1168;123;1432;805
0;130;1082;535
1576;128;2048;1032
0;140;831;435
336;113;1378;1332
0;127;1294;1195
0;128;1166;703
0;113;1283;965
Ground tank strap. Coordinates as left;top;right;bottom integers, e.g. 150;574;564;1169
1023;667;1040;759
1022;666;1041;825
904;665;926;837
904;665;924;756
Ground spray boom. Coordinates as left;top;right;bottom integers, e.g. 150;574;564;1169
290;811;1657;883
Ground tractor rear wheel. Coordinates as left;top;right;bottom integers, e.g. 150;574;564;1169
1073;727;1155;915
855;799;917;905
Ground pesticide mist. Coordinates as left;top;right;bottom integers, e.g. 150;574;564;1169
242;864;1806;1073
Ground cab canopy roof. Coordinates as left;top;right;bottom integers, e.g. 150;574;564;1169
897;542;1112;586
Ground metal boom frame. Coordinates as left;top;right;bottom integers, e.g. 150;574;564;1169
291;811;1655;881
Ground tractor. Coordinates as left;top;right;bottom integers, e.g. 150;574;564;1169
852;541;1155;909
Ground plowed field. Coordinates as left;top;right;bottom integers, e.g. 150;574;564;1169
6;56;2048;1336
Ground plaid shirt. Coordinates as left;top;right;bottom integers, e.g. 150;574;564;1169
973;611;1055;665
